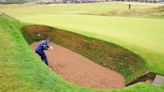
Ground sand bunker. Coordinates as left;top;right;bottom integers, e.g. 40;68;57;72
31;42;124;89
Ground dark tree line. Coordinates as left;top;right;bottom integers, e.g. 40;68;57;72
0;0;28;4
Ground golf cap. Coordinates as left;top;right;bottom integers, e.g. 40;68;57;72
46;38;52;42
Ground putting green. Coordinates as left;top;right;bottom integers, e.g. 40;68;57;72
18;14;164;75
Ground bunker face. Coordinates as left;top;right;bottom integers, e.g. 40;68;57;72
31;42;125;89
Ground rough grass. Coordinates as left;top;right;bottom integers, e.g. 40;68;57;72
0;2;163;18
90;5;164;17
0;12;164;92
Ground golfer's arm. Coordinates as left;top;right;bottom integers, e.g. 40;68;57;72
43;44;49;50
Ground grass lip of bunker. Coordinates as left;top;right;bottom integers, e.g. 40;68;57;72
21;24;148;85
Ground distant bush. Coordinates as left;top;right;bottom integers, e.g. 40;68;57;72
0;0;28;4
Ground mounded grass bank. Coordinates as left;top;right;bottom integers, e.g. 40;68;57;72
21;25;147;84
87;6;164;17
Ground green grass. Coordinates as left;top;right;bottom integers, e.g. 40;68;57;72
0;2;164;92
0;14;164;92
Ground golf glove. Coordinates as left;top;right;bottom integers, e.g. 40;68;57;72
49;46;54;50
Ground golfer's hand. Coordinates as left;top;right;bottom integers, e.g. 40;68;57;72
49;46;54;50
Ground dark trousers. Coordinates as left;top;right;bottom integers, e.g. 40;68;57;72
35;50;48;65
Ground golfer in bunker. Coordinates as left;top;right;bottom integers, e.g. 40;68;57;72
35;38;53;66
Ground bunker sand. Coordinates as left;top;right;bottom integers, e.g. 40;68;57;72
31;42;125;89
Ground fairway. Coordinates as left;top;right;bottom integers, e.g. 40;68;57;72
18;14;164;74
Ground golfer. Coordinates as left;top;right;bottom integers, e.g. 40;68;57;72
129;4;131;10
35;38;53;66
